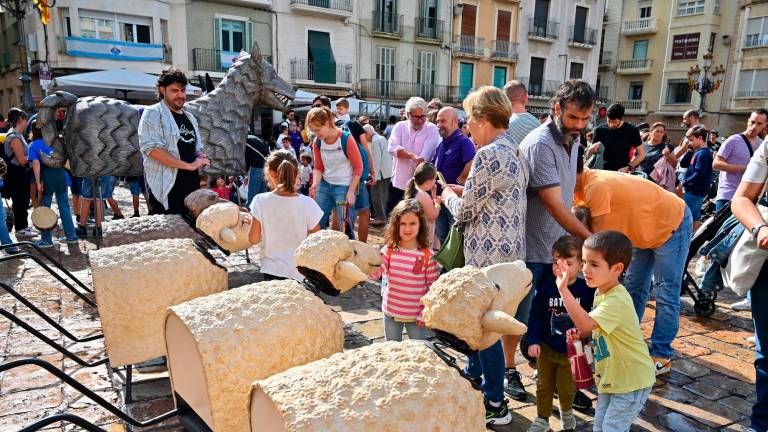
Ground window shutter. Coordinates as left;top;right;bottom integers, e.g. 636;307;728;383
246;20;254;52
214;18;222;50
461;4;476;36
496;11;511;41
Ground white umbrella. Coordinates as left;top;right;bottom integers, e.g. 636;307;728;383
292;89;319;106
53;69;202;100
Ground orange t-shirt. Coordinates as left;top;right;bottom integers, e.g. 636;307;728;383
575;169;686;249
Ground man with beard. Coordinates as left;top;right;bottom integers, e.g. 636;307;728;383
139;68;210;214
434;107;475;244
507;80;593;403
589;103;644;172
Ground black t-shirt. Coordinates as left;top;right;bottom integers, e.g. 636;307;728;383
167;110;199;212
338;119;365;144
245;136;273;169
593;122;642;171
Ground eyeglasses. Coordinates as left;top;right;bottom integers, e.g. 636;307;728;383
312;104;322;108
410;114;427;120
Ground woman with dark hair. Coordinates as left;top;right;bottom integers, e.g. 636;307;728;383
2;107;35;237
639;122;677;181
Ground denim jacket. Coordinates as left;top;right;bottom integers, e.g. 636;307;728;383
699;214;744;292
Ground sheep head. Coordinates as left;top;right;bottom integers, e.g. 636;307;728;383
294;230;381;295
422;261;532;352
196;202;251;252
184;189;228;218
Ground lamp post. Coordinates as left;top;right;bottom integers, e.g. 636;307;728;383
0;0;54;112
687;50;725;112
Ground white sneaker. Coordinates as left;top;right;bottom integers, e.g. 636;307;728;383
15;227;38;237
695;255;708;277
748;335;756;344
560;409;576;431
732;298;752;311
526;417;552;432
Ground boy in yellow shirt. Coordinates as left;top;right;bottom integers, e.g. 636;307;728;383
555;230;655;432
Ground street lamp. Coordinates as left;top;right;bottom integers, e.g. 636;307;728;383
0;0;54;112
687;50;725;112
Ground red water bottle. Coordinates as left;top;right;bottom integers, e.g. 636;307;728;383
567;331;595;390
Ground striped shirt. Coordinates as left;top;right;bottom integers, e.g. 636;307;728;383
508;112;541;146
379;246;440;322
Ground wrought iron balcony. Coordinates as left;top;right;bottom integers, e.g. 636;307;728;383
415;17;443;41
568;26;598;46
453;34;485;57
736;89;768;98
289;0;353;18
290;58;352;84
744;35;768;49
614;100;648;114
491;40;519;61
359;79;463;104
518;77;561;98
527;18;559;41
372;11;403;37
617;58;653;74
621;17;657;35
192;48;271;72
599;50;612;67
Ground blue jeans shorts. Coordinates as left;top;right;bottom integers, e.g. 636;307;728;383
683;192;705;222
81;176;115;200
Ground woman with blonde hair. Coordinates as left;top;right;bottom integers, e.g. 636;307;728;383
305;106;363;230
441;85;528;426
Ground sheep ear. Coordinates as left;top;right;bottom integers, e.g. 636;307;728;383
481;310;527;335
336;260;367;282
220;228;237;244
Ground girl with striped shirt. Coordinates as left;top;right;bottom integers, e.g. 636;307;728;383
378;199;441;341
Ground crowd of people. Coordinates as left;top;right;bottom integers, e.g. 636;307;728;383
2;66;768;432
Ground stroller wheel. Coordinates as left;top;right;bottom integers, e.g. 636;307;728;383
694;300;716;317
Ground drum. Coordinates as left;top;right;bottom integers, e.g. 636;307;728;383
31;206;58;232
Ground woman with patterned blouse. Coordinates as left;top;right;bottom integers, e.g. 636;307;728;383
441;86;528;426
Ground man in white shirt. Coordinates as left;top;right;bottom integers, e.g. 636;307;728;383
365;124;392;226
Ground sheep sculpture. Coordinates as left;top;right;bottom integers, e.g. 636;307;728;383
99;214;199;248
89;238;228;367
165;280;344;432
195;202;252;252
293;230;382;295
248;341;487;432
422;262;533;351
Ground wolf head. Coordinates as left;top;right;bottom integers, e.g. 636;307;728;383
246;42;294;112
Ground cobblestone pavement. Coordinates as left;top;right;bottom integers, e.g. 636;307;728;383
0;185;758;431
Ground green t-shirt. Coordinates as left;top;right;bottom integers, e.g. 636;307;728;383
589;284;656;394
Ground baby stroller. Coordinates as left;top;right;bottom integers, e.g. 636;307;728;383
681;202;733;317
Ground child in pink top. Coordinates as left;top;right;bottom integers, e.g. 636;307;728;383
404;162;442;250
378;199;440;341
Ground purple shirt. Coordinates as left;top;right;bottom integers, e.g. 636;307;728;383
716;134;761;200
387;120;440;190
434;129;476;184
289;131;304;155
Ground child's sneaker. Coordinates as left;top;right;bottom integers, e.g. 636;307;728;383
59;237;79;244
653;357;672;376
560;409;576;431
484;398;512;426
572;389;593;412
15;227;38;237
526;417;551;432
32;239;54;249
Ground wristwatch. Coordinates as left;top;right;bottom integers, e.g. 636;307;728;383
752;223;768;240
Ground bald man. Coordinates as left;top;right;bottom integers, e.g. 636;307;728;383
434;107;476;243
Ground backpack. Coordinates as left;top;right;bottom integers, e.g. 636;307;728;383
316;129;371;183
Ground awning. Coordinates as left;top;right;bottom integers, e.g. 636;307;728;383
308;31;336;84
53;69;203;100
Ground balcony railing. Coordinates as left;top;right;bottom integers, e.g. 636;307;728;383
192;48;271;72
491;40;519;61
568;26;598;46
453;35;485;56
527;18;559;40
518;77;561;98
736;89;768;98
359;79;463;104
372;11;403;37
290;58;352;84
415;17;443;41
621;17;656;35
617;58;652;72
599;50;612;67
744;35;768;49
64;37;164;62
289;0;352;12
596;86;610;101
615;100;648;113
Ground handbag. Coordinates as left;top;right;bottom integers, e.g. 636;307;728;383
433;222;465;270
723;202;768;296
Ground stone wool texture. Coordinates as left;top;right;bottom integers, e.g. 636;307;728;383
421;266;497;350
100;214;198;248
294;230;351;281
250;340;486;432
89;238;227;367
196;202;251;252
167;280;344;432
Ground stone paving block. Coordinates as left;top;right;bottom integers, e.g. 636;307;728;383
680;334;755;363
337;307;384;324
0;386;63;417
697;373;756;397
671;359;711;378
704;329;755;348
692;352;756;382
678;315;729;334
649;387;742;429
0;408;58;431
656;412;716;432
353;319;385;340
682;381;730;400
0;360;62;394
718;395;755;417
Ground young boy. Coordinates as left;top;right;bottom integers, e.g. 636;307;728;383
556;230;655;432
682;124;714;232
335;97;351;123
299;153;313;196
281;136;297;159
527;236;594;432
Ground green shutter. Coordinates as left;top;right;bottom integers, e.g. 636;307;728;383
214;18;222;70
308;31;336;84
246;20;253;52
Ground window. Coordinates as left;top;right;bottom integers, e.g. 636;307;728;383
671;33;700;60
676;0;705;16
569;62;584;79
746;17;768;48
529;57;546;96
632;40;648;59
221;19;244;52
308;30;336;84
629;81;643;100
738;69;768;97
534;0;550;23
418;0;439;38
459;62;474;98
64;17;71;37
122;23;151;44
573;6;588;44
496;10;511;41
376;46;395;82
493;66;507;88
417;51;436;85
640;6;652;18
714;0;720;14
80;17;115;40
666;79;691;104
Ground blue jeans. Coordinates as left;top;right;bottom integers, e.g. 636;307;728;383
715;199;730;214
465;340;505;402
751;264;768;431
593;386;652;432
247;167;267;206
383;315;426;341
315;180;349;229
40;184;77;243
683;192;704;221
624;206;693;358
0;203;13;246
435;205;454;246
519;262;551;323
